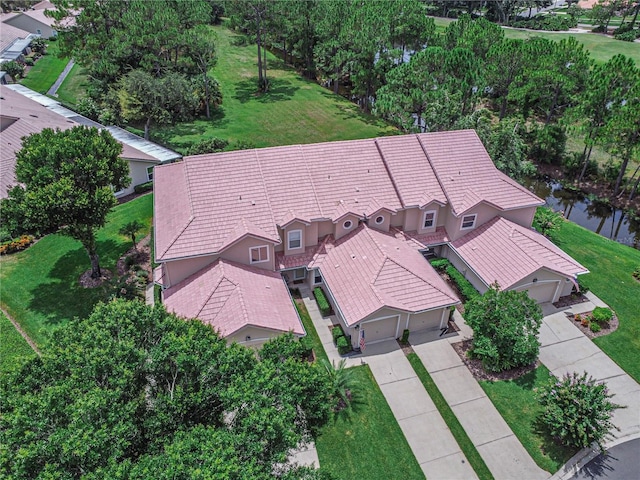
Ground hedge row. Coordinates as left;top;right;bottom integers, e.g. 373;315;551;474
134;181;153;194
429;258;479;303
313;287;331;316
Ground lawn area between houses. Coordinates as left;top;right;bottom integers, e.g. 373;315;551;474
0;310;36;375
0;194;153;349
407;353;494;480
549;217;640;383
294;299;329;365
315;365;425;480
55;62;90;108
480;366;578;474
151;25;395;154
19;42;69;94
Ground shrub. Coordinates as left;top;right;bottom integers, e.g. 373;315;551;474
232;140;256;150
134;181;153;194
591;307;613;324
633;266;640;281
314;287;331;317
563;152;598;179
29;37;47;53
187;137;229;155
3;61;24;80
400;329;410;344
614;30;638;42
445;265;479;303
465;284;542;372
590;322;601;333
76;97;102;121
529;124;566;164
574;313;582;322
581;317;590;327
24;57;34;66
260;332;310;362
48;35;57;41
534;207;563;237
537;372;621;451
124;255;136;269
332;326;344;344
336;336;350;355
429;258;450;271
0;235;34;255
577;276;590;295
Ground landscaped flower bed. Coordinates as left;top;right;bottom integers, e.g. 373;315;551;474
570;307;619;339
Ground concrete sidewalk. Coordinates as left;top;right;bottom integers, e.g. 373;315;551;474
412;339;549;480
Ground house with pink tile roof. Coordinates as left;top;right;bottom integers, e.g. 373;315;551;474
154;130;588;348
0;84;180;199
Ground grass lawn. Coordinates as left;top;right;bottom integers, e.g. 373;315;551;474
0;310;36;375
407;353;494;480
19;42;69;94
0;195;153;348
480;366;578;474
55;63;90;108
294;299;329;365
151;25;395;153
549;218;640;383
501;29;640;65
316;365;424;480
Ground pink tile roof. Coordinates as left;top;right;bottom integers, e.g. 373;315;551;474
0;19;29;51
276;245;319;270
0;85;160;198
396;227;451;249
417;130;543;215
310;225;459;326
154;130;544;260
451;216;588;289
163;259;304;337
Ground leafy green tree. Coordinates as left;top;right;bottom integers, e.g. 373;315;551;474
465;284;543;372
2;127;129;278
119;220;144;251
538;372;621;451
486;118;536;181
533;207;563;236
485;38;527;119
182;25;219;118
442;14;505;59
3;60;24;80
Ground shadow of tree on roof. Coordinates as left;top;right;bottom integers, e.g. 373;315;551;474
233;78;299;104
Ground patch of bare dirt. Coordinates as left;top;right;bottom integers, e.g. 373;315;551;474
397;340;415;355
452;340;538;382
79;269;113;288
117;235;152;279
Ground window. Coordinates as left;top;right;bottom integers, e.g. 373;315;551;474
461;214;477;230
313;269;323;285
375;215;385;225
36;29;41;35
343;220;353;230
250;245;269;264
423;210;436;229
293;268;306;280
287;229;302;250
146;166;154;181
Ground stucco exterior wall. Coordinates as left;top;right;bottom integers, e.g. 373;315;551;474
444;246;488;293
5;15;55;37
283;221;307;256
227;325;301;348
500;206;537;229
221;236;276;271
367;211;391;232
317;220;334;240
305;221;319;247
162;254;217;288
416;203;445;234
511;268;569;303
334;214;360;240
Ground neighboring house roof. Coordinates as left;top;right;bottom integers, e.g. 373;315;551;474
156;130;539;262
0;20;31;53
417;130;543;215
451;216;589;289
31;1;55;10
396;226;451;249
309;225;459;326
162;259;305;337
0;85;180;198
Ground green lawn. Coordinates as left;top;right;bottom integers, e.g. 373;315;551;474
0;310;36;375
295;299;329;365
0;195;153;348
480;366;578;474
407;353;494;480
501;29;640;65
316;365;424;480
151;26;395;154
55;63;90;108
19;42;69;94
549;218;640;383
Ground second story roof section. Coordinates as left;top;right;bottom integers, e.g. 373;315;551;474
418;130;544;216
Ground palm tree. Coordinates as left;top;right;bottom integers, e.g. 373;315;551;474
119;220;144;251
321;359;360;412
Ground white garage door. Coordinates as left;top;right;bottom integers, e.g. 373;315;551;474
516;282;558;303
408;310;443;333
362;315;399;344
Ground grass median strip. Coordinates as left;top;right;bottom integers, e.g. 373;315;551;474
407;352;494;480
294;299;329;365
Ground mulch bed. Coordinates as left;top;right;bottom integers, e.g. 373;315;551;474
452;340;538;382
79;269;113;288
566;311;619;340
552;293;589;309
437;272;466;314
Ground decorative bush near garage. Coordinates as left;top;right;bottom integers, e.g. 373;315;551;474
314;287;332;316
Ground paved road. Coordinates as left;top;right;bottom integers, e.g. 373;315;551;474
569;438;640;480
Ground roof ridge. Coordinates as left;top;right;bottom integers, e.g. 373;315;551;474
159;216;194;260
382;255;458;303
374;138;406;208
253;149;278;238
416;134;455;215
298;144;324;218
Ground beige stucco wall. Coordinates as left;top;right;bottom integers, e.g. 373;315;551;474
444;246;489;293
221;236;276;271
511;268;569;303
500;206;537;229
5;15;55;37
367;211;391;232
317;220;334;240
334;214;360;240
390;210;405;228
283;221;306;256
227;325;302;348
162;254;217;288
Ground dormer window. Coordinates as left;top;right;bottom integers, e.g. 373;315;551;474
250;245;269;264
343;220;353;230
461;214;477;230
287;229;302;250
423;210;436;229
374;215;385;225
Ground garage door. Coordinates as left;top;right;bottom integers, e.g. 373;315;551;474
516;282;558;303
408;310;442;333
362;315;399;344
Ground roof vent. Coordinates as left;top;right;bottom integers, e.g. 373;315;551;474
239;195;242;200
265;285;270;289
354;198;358;203
334;264;339;268
29;114;38;118
351;254;356;259
251;200;256;206
355;186;360;192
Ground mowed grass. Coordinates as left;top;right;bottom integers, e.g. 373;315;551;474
316;365;424;480
294;299;329;365
0;195;153;348
0;310;36;375
407;353;494;480
549;217;640;382
19;42;69;94
152;25;395;153
55;63;90;108
501;28;640;64
480;366;578;474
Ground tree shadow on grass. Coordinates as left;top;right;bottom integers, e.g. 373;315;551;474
233;78;299;104
28;240;119;331
532;417;581;468
316;90;394;130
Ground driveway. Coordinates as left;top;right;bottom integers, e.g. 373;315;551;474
568;438;640;480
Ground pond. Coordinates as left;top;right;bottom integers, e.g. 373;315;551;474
525;177;640;250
